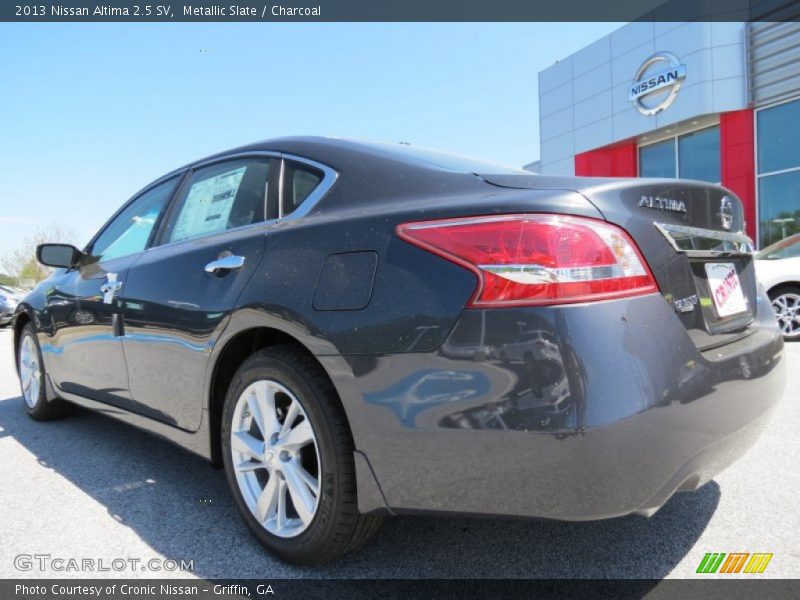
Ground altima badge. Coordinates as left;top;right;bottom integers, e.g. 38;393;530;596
639;195;687;214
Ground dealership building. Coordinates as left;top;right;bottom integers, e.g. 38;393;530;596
536;21;800;248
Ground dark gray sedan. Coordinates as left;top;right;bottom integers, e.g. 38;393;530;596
13;138;785;564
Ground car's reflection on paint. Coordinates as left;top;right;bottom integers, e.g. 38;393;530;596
361;310;583;432
438;320;578;431
364;369;491;426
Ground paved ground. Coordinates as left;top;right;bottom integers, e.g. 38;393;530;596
0;326;797;580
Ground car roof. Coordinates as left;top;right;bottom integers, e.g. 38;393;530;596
132;137;527;216
166;136;527;179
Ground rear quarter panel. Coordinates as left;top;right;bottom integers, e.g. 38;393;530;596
232;185;604;356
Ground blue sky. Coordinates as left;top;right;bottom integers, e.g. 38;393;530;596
0;22;622;258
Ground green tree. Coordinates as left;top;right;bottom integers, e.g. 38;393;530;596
0;223;79;287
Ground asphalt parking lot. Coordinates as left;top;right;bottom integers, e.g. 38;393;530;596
0;326;798;580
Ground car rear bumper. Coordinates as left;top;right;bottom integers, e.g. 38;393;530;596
323;289;785;520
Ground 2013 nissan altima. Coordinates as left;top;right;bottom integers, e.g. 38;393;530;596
13;138;785;564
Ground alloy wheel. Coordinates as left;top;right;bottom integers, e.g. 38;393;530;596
19;334;41;408
230;379;321;538
771;292;800;338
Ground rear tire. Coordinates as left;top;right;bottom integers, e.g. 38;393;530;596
17;324;70;420
221;345;382;565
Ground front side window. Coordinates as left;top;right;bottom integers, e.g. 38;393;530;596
165;158;273;243
281;161;323;216
90;177;178;262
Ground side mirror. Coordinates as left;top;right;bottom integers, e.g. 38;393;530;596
37;243;81;269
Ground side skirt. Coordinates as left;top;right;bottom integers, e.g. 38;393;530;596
53;378;214;462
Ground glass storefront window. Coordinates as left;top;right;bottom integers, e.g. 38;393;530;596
758;170;800;248
678;126;720;182
757;98;800;175
757;99;800;248
639;125;720;183
639;139;675;178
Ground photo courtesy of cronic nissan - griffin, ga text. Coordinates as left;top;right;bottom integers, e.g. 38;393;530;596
12;138;786;565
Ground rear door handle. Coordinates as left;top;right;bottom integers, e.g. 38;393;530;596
204;255;245;274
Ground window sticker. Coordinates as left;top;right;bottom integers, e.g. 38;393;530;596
172;166;246;241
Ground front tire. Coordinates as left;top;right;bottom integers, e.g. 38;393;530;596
17;324;70;420
221;345;382;565
768;286;800;340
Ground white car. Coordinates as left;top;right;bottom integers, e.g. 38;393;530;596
754;233;800;339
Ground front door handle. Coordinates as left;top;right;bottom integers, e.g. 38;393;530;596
205;254;245;275
99;281;123;294
100;278;123;305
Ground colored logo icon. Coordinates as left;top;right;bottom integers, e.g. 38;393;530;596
697;553;773;574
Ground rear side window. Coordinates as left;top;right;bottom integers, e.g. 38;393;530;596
282;160;323;216
165;158;274;243
90;177;178;262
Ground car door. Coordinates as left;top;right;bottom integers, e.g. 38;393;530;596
46;176;180;407
118;156;280;430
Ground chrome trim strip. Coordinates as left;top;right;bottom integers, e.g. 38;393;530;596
145;218;280;253
279;154;339;222
654;222;754;256
278;157;286;219
479;263;640;284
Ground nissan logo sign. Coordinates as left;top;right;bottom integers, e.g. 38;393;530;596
629;52;686;116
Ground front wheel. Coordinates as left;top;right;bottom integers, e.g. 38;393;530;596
769;286;800;340
17;324;70;420
221;346;382;565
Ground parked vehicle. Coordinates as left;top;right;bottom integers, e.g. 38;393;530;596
0;284;26;296
0;285;22;327
755;233;800;339
14;138;785;564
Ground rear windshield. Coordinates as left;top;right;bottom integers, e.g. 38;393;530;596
756;234;800;260
353;140;530;175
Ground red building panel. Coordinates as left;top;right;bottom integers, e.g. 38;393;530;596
720;109;756;241
575;142;637;177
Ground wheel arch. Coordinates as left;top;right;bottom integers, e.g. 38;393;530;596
766;281;800;297
11;308;33;370
206;324;350;467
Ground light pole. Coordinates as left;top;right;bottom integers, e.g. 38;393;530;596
772;218;795;241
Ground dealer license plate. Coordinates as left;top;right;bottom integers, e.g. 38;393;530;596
705;262;747;318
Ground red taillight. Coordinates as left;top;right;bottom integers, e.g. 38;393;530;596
396;214;658;307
